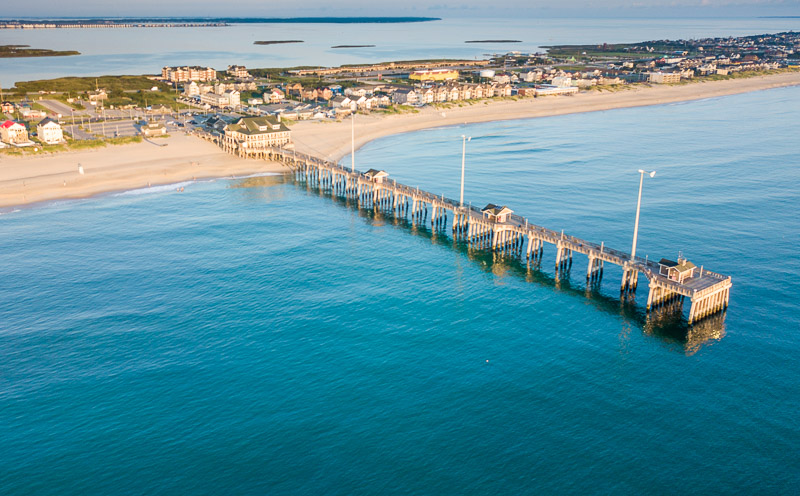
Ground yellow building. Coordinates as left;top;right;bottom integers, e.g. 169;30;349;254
409;69;459;82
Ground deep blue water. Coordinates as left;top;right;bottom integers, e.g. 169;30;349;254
1;87;799;494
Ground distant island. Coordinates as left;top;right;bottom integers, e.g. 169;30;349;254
0;17;440;29
0;44;80;57
254;40;304;45
331;45;376;48
466;40;522;43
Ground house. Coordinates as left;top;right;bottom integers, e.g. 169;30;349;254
36;117;64;144
224;90;241;107
19;107;47;120
264;88;285;104
493;84;513;97
658;257;697;283
301;88;318;101
1;101;14;114
481;204;514;223
183;81;200;97
392;89;418;105
330;95;349;108
140;121;167;137
551;76;573;88
222;116;291;156
286;83;303;99
364;169;389;183
534;85;579;96
649;72;681;84
200;90;240;108
227;65;250;78
0;120;29;145
87;89;107;105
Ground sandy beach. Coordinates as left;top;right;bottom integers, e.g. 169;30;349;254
0;133;286;208
291;71;800;161
2;70;798;209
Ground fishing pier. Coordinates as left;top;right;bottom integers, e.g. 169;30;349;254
263;147;731;325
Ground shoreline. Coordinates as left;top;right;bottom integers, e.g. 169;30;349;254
2;71;799;210
0;134;287;209
290;71;800;162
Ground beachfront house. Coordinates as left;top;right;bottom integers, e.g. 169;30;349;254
0;120;30;145
392;89;418;105
222;116;291;157
481;204;514;223
265;89;285;103
658;257;697;283
140;121;167;137
649;72;682;84
1;101;15;114
36;117;64;144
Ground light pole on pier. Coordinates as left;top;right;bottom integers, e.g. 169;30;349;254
631;169;656;261
351;111;355;172
460;135;471;206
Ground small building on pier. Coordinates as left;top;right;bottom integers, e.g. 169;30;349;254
658;256;697;283
364;169;389;183
482;204;514;223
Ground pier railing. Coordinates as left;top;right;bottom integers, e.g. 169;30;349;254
262;145;732;325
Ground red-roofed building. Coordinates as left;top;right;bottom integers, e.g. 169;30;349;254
0;120;29;145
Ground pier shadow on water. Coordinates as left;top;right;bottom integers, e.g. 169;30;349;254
235;176;725;355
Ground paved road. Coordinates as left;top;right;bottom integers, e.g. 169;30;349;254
39;99;83;118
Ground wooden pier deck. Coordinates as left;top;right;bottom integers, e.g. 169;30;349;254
262;146;732;325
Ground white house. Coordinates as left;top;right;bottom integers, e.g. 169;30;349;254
36;117;64;144
0;120;29;145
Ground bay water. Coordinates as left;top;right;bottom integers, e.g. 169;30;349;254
2;17;800;86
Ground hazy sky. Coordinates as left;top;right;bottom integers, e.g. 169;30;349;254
3;0;798;17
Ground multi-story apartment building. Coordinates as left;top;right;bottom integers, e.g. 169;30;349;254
162;66;217;83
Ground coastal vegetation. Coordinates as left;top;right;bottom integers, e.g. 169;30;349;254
0;45;80;58
11;76;170;95
0;135;142;155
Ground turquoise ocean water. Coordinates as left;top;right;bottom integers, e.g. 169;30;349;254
1;86;799;493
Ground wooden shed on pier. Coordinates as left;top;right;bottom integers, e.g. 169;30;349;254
481;204;514;223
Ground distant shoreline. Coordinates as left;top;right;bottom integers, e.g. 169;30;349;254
0;45;80;58
465;40;522;43
0;17;441;29
290;71;800;163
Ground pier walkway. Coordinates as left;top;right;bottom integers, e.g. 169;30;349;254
263;146;731;325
